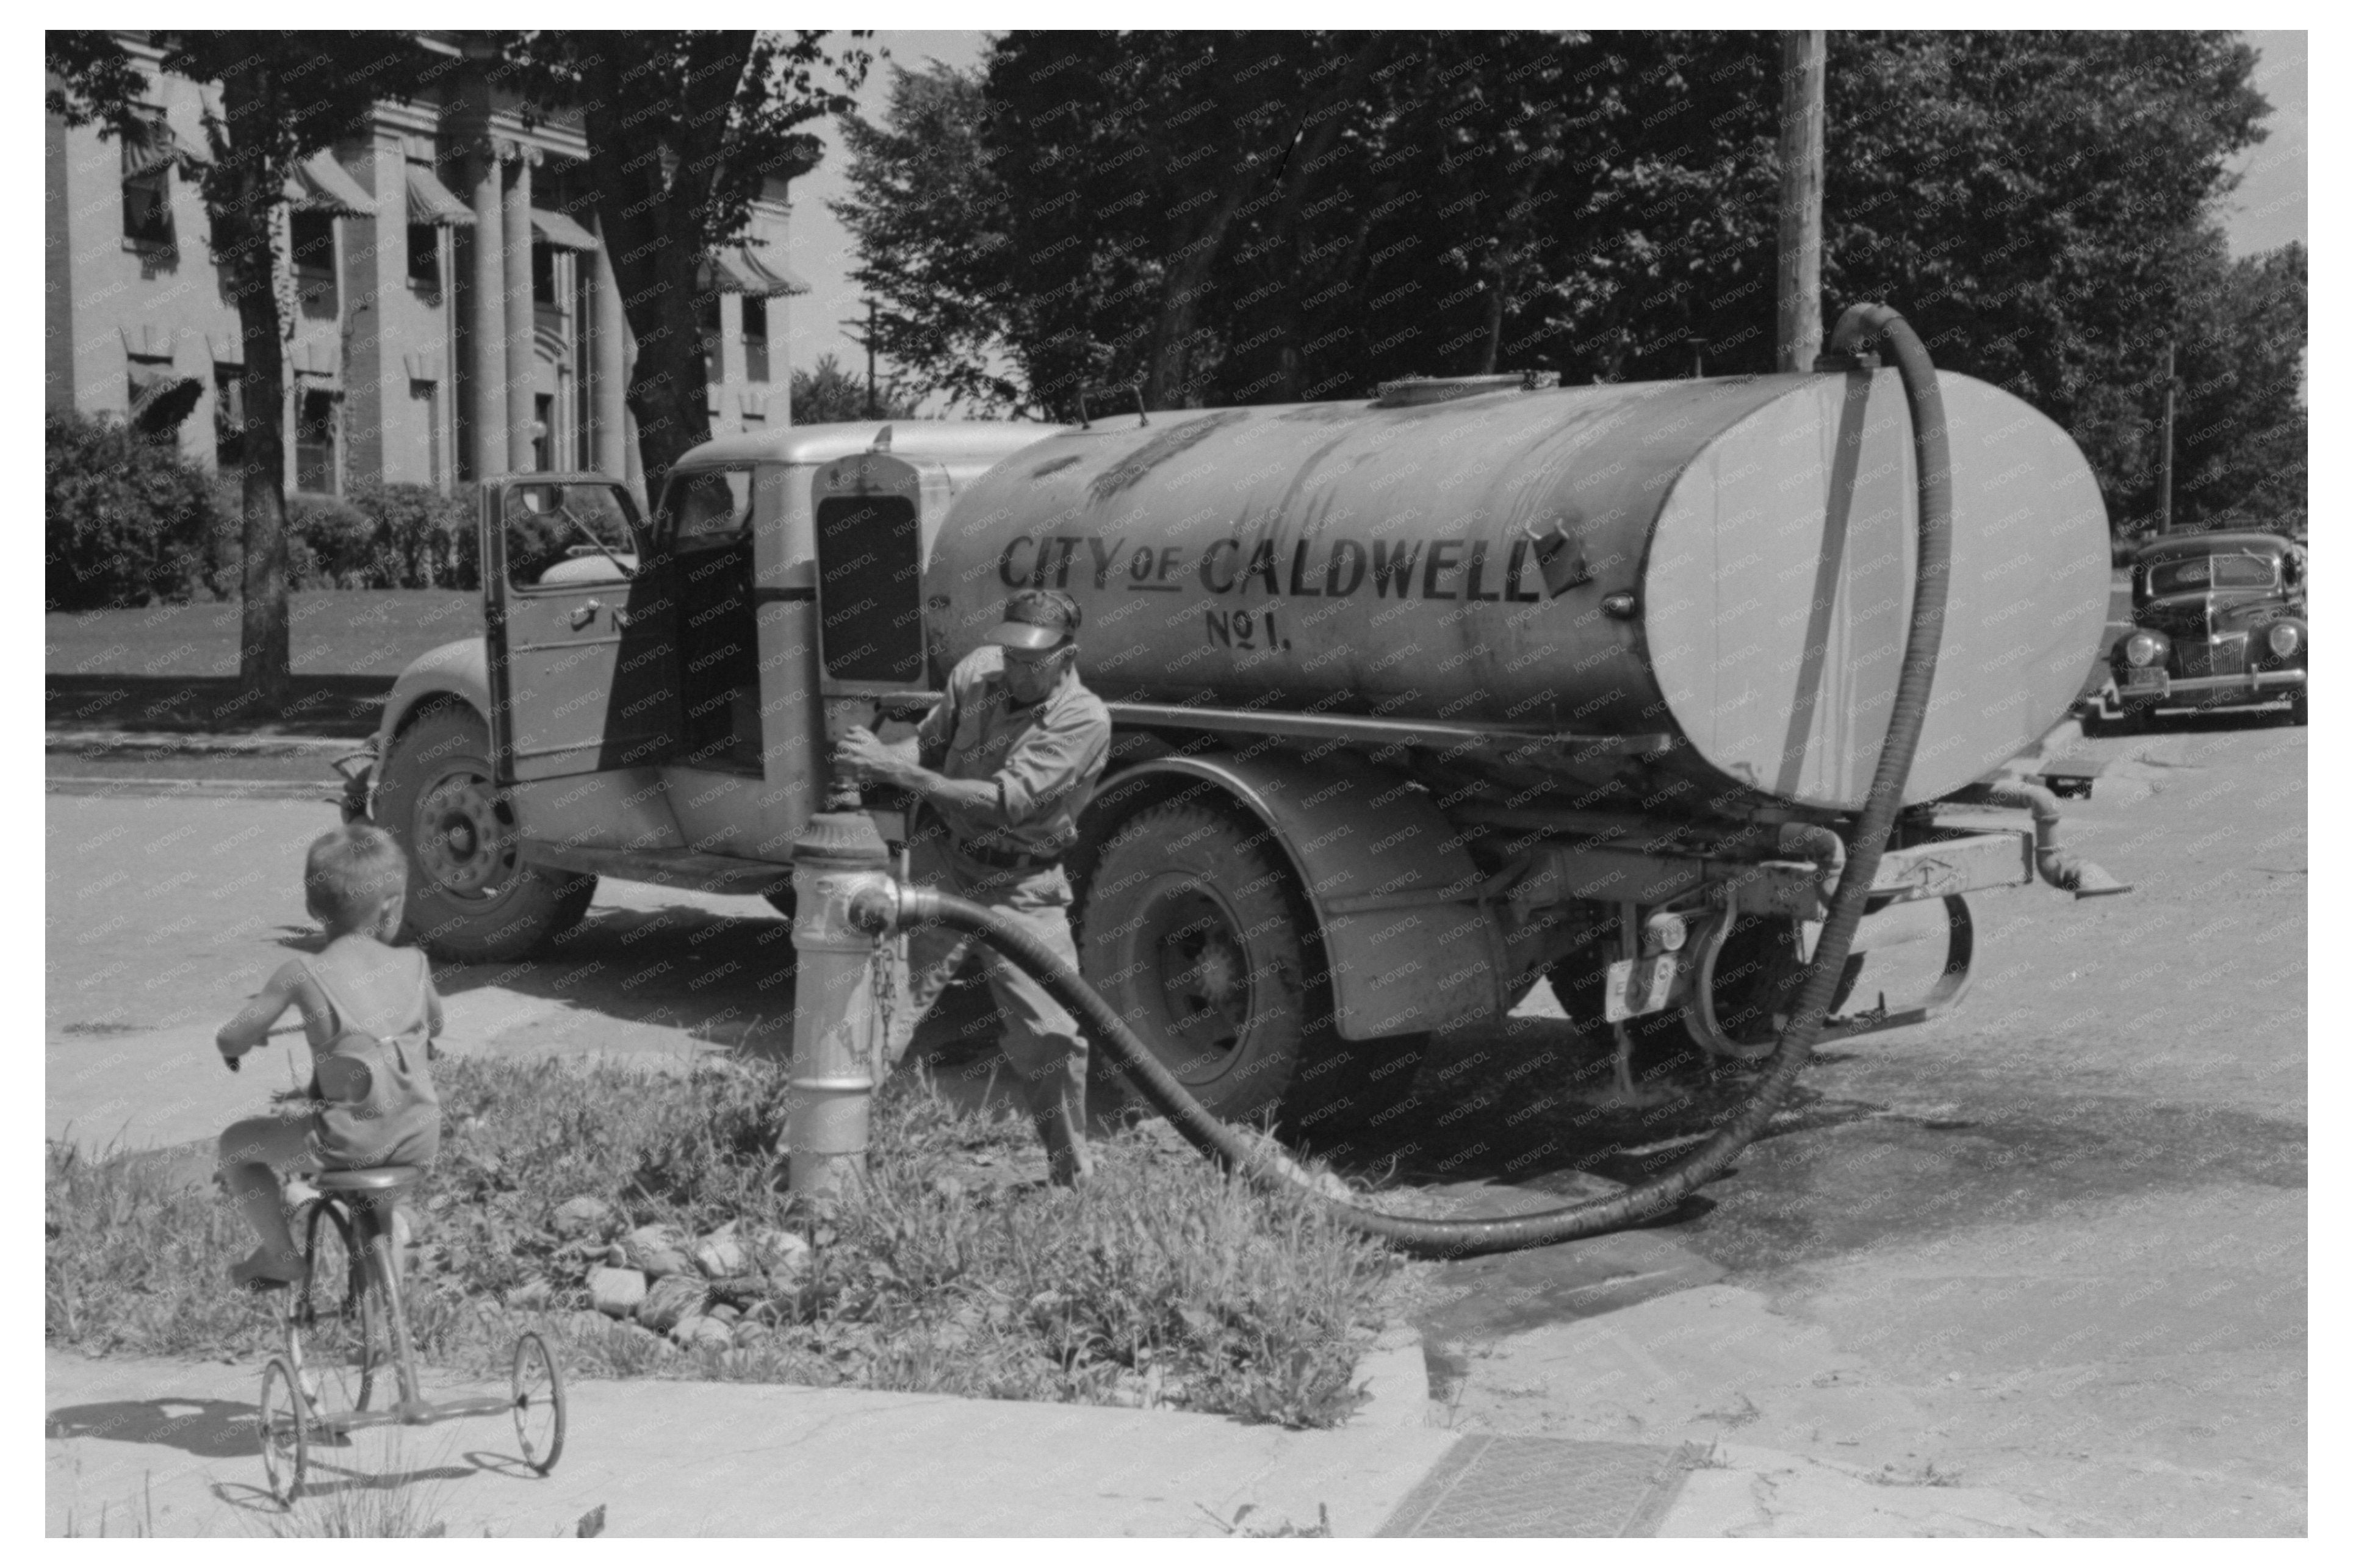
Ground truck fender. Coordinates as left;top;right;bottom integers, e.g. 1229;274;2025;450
1082;752;1506;1040
365;636;491;812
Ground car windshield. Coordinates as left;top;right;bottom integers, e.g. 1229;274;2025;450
2146;553;2277;597
661;469;753;547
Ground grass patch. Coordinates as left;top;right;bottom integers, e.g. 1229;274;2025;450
48;1056;1394;1429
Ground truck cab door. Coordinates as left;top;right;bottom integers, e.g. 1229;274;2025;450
483;475;680;783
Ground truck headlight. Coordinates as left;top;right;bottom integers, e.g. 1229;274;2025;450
2122;630;2167;669
2266;620;2304;660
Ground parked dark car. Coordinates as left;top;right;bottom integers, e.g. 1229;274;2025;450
2100;530;2307;728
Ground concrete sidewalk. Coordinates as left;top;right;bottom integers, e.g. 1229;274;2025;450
47;1345;2066;1537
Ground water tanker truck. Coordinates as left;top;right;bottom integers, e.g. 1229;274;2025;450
349;345;2125;1143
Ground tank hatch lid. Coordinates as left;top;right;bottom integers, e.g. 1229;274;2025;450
1373;370;1560;408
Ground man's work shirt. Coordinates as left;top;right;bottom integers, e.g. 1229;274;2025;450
916;646;1111;858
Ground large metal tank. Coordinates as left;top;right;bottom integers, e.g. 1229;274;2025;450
926;371;2109;811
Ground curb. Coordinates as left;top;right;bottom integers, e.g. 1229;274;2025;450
46;729;361;756
1350;1322;1438;1430
45;776;342;802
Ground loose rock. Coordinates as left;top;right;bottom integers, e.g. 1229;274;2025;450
636;1272;708;1334
693;1228;748;1278
624;1223;694;1279
749;1226;813;1278
506;1278;552;1310
588;1266;647;1320
552;1196;618;1241
670;1314;735;1353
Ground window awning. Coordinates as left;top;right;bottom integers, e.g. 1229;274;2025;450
128;363;205;435
405;163;475;228
286;151;373;217
530;208;600;251
699;242;809;298
120;115;200;179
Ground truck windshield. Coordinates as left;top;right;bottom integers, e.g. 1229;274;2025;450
661;469;752;548
2146;554;2276;597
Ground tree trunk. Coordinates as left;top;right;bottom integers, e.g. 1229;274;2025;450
214;66;292;705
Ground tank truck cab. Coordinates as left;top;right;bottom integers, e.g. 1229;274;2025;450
354;420;1061;962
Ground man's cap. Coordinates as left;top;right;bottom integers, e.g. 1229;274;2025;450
986;588;1081;652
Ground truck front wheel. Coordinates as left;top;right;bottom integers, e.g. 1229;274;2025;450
375;705;596;963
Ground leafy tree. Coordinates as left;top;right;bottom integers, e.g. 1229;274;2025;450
789;352;920;422
838;31;2288;532
497;31;871;498
47;31;440;701
2166;240;2306;533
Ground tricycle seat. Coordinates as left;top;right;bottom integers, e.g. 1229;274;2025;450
312;1165;425;1194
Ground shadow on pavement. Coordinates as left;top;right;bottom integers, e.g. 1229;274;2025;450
48;1397;258;1460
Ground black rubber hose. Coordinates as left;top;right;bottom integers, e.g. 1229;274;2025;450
854;304;1954;1258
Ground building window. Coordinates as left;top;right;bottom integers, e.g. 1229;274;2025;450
122;167;175;249
533;393;554;471
290;210;337;315
407;223;441;293
214;367;246;471
741;296;769;384
120;109;178;251
698;293;724;386
295;387;339;494
532;243;557;309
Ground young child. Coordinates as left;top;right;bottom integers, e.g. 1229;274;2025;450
215;824;444;1289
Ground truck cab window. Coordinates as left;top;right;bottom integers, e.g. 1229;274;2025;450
503;481;638;588
661;468;753;548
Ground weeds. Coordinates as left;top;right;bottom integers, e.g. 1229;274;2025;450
47;1056;1394;1429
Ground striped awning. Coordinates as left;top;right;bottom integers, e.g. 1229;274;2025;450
405;162;475;227
699;242;809;298
530;207;600;252
120;114;198;179
286;150;372;217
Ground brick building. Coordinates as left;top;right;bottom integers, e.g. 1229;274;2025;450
45;34;806;502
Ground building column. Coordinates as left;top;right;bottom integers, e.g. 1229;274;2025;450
467;141;508;478
588;215;630;480
343;130;402;490
502;148;536;471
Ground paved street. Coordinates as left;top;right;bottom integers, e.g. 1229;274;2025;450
45;710;2305;1533
1399;711;2307;1534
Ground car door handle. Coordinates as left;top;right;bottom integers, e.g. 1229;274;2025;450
570;600;602;630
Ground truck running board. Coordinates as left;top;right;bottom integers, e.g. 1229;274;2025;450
521;840;792;898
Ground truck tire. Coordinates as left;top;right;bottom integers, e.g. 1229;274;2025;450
1078;800;1324;1127
375;705;596;963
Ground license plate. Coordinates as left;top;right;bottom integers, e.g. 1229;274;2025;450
1604;954;1680;1021
2122;668;2165;691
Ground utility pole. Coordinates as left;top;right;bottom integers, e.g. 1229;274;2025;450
838;298;882;419
2157;339;2177;536
1776;30;1826;374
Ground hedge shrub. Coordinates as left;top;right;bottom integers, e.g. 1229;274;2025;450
45;411;221;610
204;479;484;592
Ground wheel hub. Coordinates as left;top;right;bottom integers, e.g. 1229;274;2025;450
413;772;515;899
1155;894;1251;1061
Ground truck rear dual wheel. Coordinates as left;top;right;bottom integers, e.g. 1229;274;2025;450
1077;801;1424;1140
374;706;596;963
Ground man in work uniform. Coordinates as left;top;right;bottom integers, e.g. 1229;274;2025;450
834;588;1112;1185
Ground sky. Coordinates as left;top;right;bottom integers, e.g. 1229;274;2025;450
777;29;2310;395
